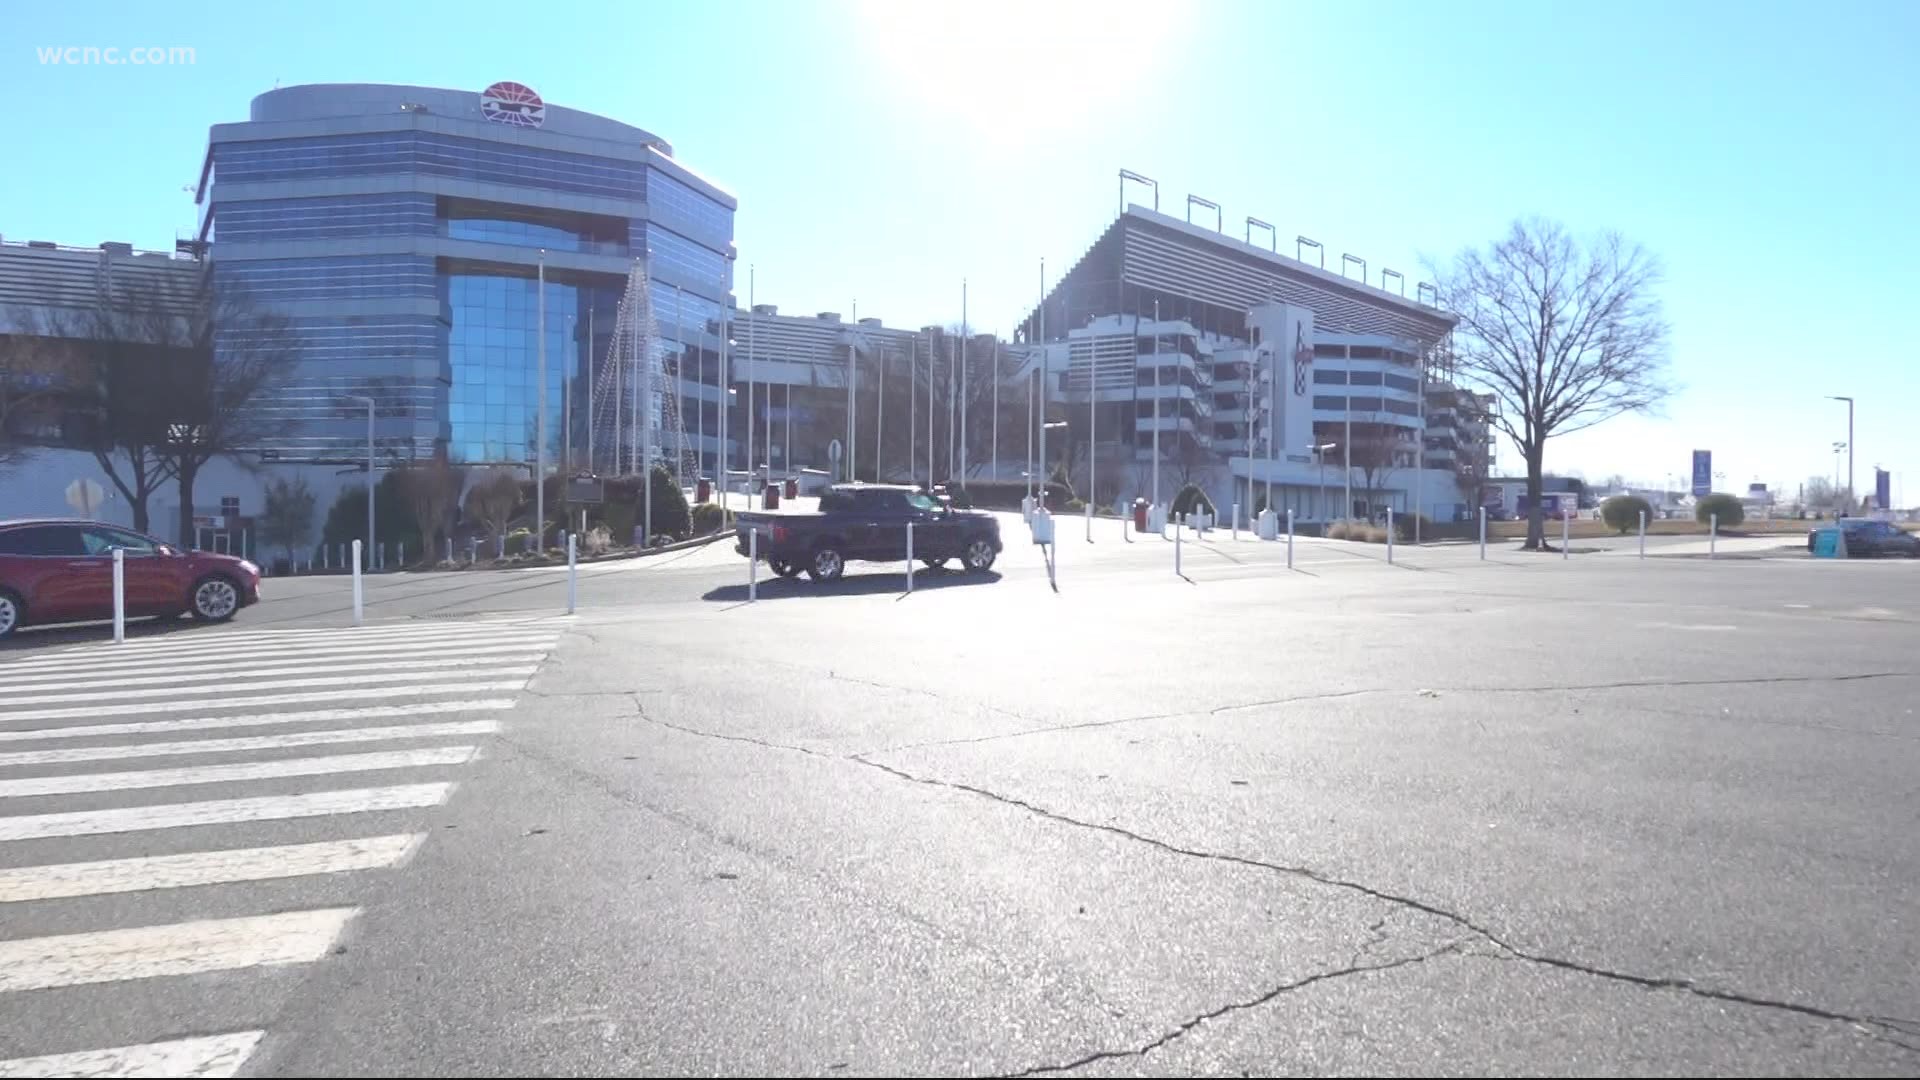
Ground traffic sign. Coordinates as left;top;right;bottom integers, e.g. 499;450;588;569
1691;450;1712;497
64;478;105;518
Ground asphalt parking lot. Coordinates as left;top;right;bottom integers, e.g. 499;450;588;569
4;521;1917;1075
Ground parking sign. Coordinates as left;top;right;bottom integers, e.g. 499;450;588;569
1691;450;1712;497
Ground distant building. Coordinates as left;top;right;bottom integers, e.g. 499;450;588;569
1012;202;1485;520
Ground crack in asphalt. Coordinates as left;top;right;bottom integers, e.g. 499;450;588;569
999;943;1466;1077
624;711;1920;1063
877;672;1914;753
848;755;1920;1059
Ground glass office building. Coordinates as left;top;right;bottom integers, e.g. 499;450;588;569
195;82;737;469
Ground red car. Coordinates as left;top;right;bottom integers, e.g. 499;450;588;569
0;519;261;641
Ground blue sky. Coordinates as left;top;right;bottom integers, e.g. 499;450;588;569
12;0;1918;500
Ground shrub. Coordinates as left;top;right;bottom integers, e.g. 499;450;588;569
582;525;613;556
642;465;693;540
505;526;532;554
1325;519;1389;543
320;476;419;553
1063;497;1087;513
1695;492;1744;528
1171;483;1215;518
259;476;317;563
691;502;734;535
1392;511;1431;542
1600;495;1653;534
946;479;1074;511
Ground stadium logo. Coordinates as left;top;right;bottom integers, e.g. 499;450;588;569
480;81;545;128
1292;321;1312;396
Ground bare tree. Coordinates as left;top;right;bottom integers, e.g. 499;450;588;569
463;468;522;544
1428;218;1670;549
397;456;465;562
1347;424;1414;515
153;289;291;547
33;279;288;541
257;475;317;564
1802;475;1836;511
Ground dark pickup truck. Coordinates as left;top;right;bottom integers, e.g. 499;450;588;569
734;484;1003;582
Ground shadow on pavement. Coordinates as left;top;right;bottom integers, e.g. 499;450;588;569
702;568;1003;603
0;612;207;654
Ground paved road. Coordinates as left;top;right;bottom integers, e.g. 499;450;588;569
2;527;1917;1075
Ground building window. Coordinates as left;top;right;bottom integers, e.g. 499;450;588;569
1313;369;1346;384
1348;370;1383;386
1314;344;1347;358
1348;345;1384;360
1312;395;1346;411
1384;373;1419;392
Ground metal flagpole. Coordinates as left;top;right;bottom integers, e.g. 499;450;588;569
875;337;885;481
587;304;595;473
1025;310;1034;497
947;336;957;481
1416;348;1425;543
535;252;546;547
910;333;917;489
926;328;934;489
563;314;572;474
992;338;999;481
1152;300;1160;511
747;266;756;489
678;285;690;478
847;299;857;482
960;280;968;483
634;257;644;484
612;269;622;474
1037;259;1046;497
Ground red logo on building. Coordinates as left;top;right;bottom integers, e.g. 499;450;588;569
480;82;545;128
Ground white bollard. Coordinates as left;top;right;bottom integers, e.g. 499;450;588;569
566;533;577;614
1085;501;1093;542
351;539;364;626
1231;502;1239;541
498;535;506;559
1638;510;1646;559
322;544;329;571
1175;518;1183;576
1562;512;1570;560
1710;513;1718;559
447;537;454;563
1387;508;1395;564
906;521;915;594
748;528;758;603
1479;506;1487;561
112;547;125;644
398;540;405;568
1286;509;1294;568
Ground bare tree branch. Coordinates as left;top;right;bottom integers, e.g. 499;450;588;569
1426;218;1671;549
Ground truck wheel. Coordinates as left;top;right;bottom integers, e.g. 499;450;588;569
807;545;845;583
962;538;997;573
921;557;950;570
770;558;801;578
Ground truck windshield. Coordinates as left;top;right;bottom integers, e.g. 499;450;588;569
905;493;941;512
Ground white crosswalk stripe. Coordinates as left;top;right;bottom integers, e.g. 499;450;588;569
0;1031;265;1078
0;615;564;1075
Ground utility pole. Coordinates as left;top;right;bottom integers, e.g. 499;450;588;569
535;252;546;548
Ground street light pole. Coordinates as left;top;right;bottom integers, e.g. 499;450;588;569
1828;395;1854;510
347;395;375;569
535;251;546;551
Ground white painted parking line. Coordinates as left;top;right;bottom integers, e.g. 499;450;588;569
0;720;501;767
0;746;478;799
0;630;560;674
0;700;515;743
2;681;532;723
0;908;356;993
0;645;554;685
0;1031;264;1078
0;783;451;841
0;835;423;904
4;666;539;708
